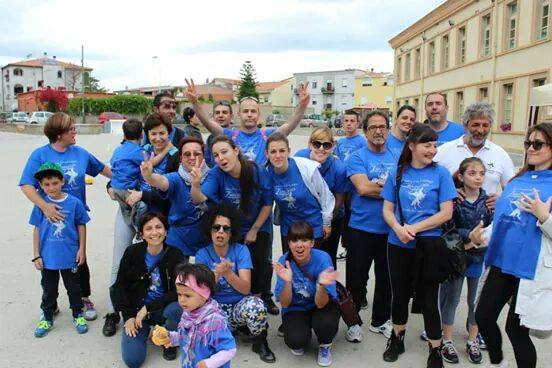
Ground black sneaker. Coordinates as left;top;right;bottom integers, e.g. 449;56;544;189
263;297;280;315
277;324;284;337
163;346;178;361
252;336;276;363
466;340;483;364
427;344;444;368
359;300;368;310
441;340;459;364
102;313;120;337
383;330;405;362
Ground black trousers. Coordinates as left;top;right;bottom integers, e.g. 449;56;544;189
318;216;344;269
282;302;340;349
244;231;271;295
476;266;536;368
78;261;91;297
41;268;83;320
346;228;391;327
387;238;442;340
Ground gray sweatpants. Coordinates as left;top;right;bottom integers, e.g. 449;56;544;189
439;276;480;326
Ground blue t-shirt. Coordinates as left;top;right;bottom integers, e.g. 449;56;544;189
294;148;348;219
268;158;323;238
201;164;273;235
29;194;90;270
144;251;166;303
274;249;338;315
386;134;406;158
161;172;206;256
347;147;398;234
195;243;253;305
19;144;105;210
381;164;457;248
223;127;276;165
335;134;366;161
485;170;552;280
436;121;465;146
177;316;236;368
110;140;144;190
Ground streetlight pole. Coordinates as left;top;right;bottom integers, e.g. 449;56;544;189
81;45;85;124
152;56;160;93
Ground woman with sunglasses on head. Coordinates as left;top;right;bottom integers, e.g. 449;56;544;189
189;135;275;316
380;123;457;368
295;127;348;268
475;123;552;368
265;132;335;252
195;204;276;363
273;221;340;366
140;136;208;259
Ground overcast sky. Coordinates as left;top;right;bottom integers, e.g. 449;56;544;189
0;0;443;91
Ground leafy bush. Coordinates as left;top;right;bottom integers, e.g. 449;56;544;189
68;95;152;115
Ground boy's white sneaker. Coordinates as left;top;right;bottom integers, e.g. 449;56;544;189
345;324;363;343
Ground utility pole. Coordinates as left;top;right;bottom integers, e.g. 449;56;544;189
152;56;160;93
81;45;85;124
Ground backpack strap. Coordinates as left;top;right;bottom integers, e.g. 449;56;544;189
260;128;268;141
232;129;240;142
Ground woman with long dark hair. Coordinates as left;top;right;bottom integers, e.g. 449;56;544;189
475;123;552;368
380;123;457;368
189;135;274;313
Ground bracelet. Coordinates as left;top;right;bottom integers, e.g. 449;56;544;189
31;256;41;262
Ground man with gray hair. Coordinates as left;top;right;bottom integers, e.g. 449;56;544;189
434;101;515;195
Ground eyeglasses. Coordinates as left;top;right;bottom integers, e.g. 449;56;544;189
524;139;550;151
161;102;177;109
182;151;202;157
238;96;259;103
211;224;232;233
367;125;388;132
311;141;333;150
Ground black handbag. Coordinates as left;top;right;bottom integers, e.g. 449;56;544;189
395;172;466;282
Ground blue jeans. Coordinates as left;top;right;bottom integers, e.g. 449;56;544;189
121;302;182;368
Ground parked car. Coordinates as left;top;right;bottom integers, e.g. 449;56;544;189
12;112;29;123
98;112;127;125
29;111;54;124
265;114;287;127
0;112;13;124
299;114;328;128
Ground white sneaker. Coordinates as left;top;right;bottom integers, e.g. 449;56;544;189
290;348;305;356
82;298;97;321
368;320;393;339
345;324;363;343
317;344;333;366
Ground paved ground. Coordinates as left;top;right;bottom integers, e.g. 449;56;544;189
0;130;548;368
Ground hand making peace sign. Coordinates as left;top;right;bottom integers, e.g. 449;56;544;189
140;151;155;181
297;81;310;109
184;78;199;104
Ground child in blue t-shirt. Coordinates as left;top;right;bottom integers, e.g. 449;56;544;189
110;119;156;230
152;263;236;368
29;163;90;338
439;157;493;364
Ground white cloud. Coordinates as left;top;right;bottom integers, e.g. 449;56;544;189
0;0;443;90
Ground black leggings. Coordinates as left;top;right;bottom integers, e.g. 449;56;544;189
245;231;271;295
388;238;442;340
41;268;83;320
475;266;536;367
317;216;344;269
346;228;390;326
282;302;340;349
78;261;91;298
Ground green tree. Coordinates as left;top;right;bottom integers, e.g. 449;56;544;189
237;61;259;100
83;72;107;92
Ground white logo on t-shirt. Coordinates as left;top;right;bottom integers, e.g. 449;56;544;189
52;220;66;238
65;166;78;186
410;187;426;208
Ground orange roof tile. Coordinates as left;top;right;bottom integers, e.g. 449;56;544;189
256;81;286;93
6;58;92;70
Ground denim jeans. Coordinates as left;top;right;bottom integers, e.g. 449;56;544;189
107;208;136;312
121;301;182;368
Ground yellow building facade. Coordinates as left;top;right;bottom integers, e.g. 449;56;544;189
354;71;395;115
389;0;552;152
269;78;294;109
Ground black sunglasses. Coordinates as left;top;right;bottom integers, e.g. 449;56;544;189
524;139;550;151
211;224;232;233
311;140;333;150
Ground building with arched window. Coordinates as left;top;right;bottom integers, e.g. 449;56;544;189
1;53;92;112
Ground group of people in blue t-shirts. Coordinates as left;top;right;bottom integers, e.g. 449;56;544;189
19;87;552;368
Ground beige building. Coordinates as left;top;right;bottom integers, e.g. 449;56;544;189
389;0;551;152
354;70;394;115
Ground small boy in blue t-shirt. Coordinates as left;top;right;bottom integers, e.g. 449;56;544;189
110;119;156;230
30;162;91;337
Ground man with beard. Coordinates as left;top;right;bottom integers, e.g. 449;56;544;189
434;102;515;195
205;101;234;167
425;92;465;146
144;92;190;146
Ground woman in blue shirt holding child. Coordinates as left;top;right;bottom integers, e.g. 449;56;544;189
380;123;457;368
